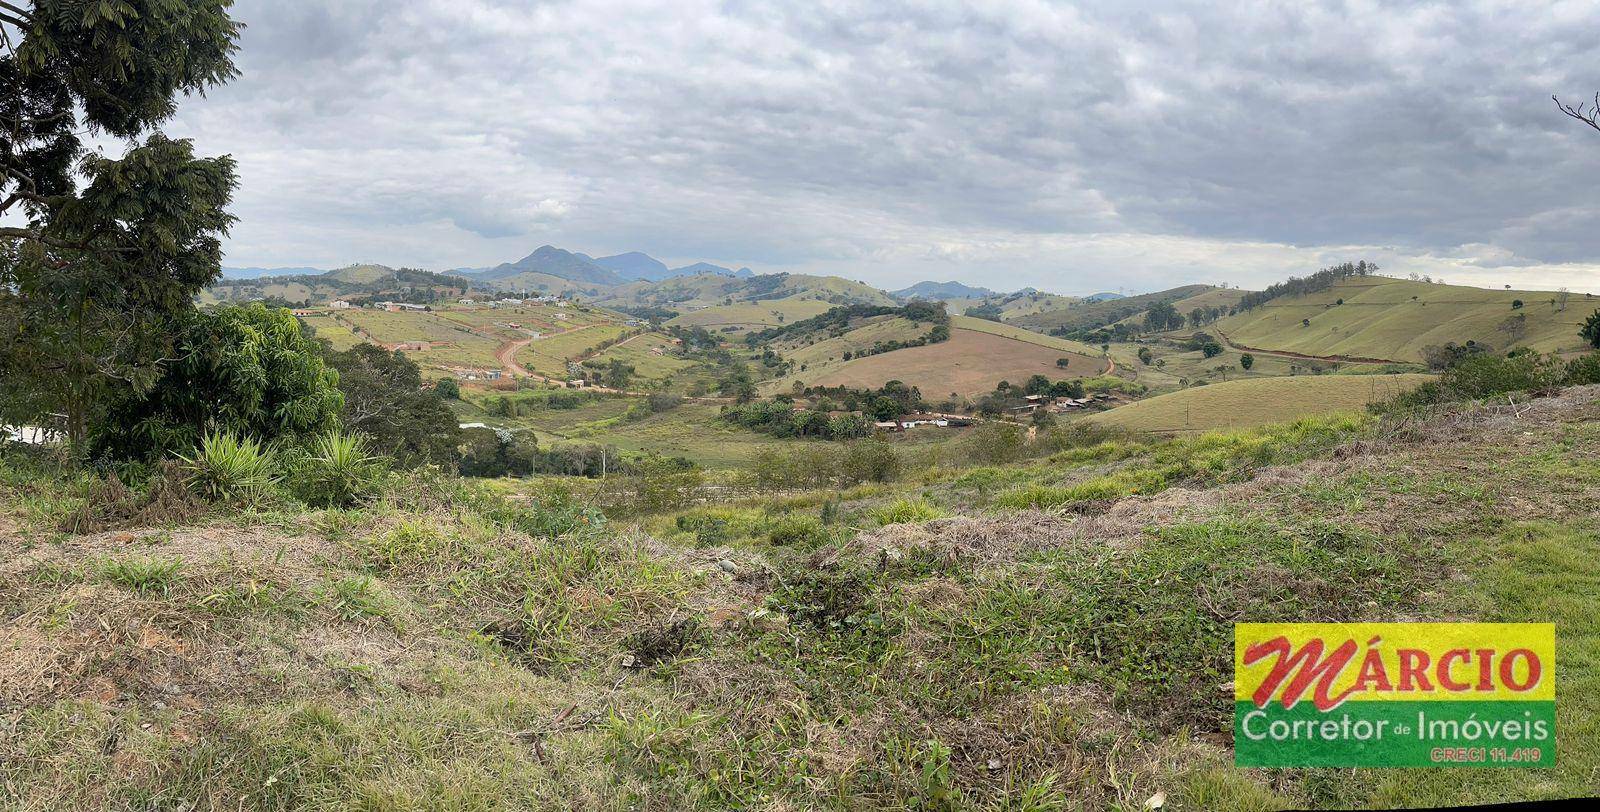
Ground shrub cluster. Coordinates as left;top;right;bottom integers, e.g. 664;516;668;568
720;400;874;440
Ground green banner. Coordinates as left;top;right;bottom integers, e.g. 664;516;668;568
1234;700;1555;767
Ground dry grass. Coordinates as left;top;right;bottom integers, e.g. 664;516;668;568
2;388;1598;809
799;327;1106;398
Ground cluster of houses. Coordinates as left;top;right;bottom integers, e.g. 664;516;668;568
1006;392;1116;417
447;368;503;381
874;413;976;432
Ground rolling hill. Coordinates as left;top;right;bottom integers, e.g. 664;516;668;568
1083;373;1435;433
1214;276;1593;363
766;313;1107;399
603;272;894;311
892;280;996;300
1010;284;1218;335
202;265;472;306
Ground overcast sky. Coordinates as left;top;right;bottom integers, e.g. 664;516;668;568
162;0;1600;294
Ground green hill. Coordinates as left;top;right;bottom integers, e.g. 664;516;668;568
1011;284;1219;335
1084;373;1435;433
600;272;894;311
1214;276;1592;363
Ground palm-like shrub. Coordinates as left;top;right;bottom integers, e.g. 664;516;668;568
290;431;387;508
177;431;278;504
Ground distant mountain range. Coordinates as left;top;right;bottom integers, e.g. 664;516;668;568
448;246;757;288
1083;292;1126;302
891;280;997;300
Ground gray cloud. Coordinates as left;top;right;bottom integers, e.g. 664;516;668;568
166;0;1600;292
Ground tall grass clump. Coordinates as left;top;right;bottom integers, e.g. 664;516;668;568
177;430;277;504
288;430;387;508
873;497;947;526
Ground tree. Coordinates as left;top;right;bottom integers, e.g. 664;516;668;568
325;344;461;468
1582;309;1600;349
1200;341;1224;359
1;1;243;450
1143;302;1181;332
1554;93;1600;135
91;304;343;461
1497;313;1528;347
435;377;460;399
1511;300;1524;309
1240;353;1254;370
870;395;901;421
1055;357;1070;368
1137;347;1153;365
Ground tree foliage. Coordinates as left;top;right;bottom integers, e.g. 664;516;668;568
1;0;244;447
92;304;343;461
324;344;461;468
1237;261;1377;312
1582;309;1600;349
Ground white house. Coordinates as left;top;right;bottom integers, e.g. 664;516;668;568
330;300;352;309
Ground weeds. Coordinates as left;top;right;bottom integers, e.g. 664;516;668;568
873;497;947;525
98;557;183;595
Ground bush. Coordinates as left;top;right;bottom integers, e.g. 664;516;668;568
841;439;901;484
177;430;278;504
288;431;388;508
93;304;343;461
1566;353;1600;385
435;378;460;399
1378;352;1568;411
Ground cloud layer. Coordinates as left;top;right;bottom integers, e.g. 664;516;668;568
167;0;1600;293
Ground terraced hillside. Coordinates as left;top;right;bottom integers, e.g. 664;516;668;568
1215;276;1593;363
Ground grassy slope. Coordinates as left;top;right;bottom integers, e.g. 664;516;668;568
1084;373;1435;433
12;391;1600;805
587;333;701;384
602;273;894;311
1011;284;1218;333
773;325;1106;398
952;315;1104;356
3;388;1597;809
1216;276;1592;363
775;316;926;372
665;297;838;333
518;324;632;378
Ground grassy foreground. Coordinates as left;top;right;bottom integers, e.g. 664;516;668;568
1;387;1597;810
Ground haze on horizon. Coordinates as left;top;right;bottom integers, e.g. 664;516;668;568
167;0;1600;295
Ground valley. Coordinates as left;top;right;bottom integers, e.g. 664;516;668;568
220;249;1598;476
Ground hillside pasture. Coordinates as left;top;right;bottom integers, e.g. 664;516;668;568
1217;277;1592;363
297;309;505;375
1084;373;1434;433
951;315;1104;356
667;297;837;333
776;316;927;368
796;326;1107;398
588;332;701;384
517;323;633;378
